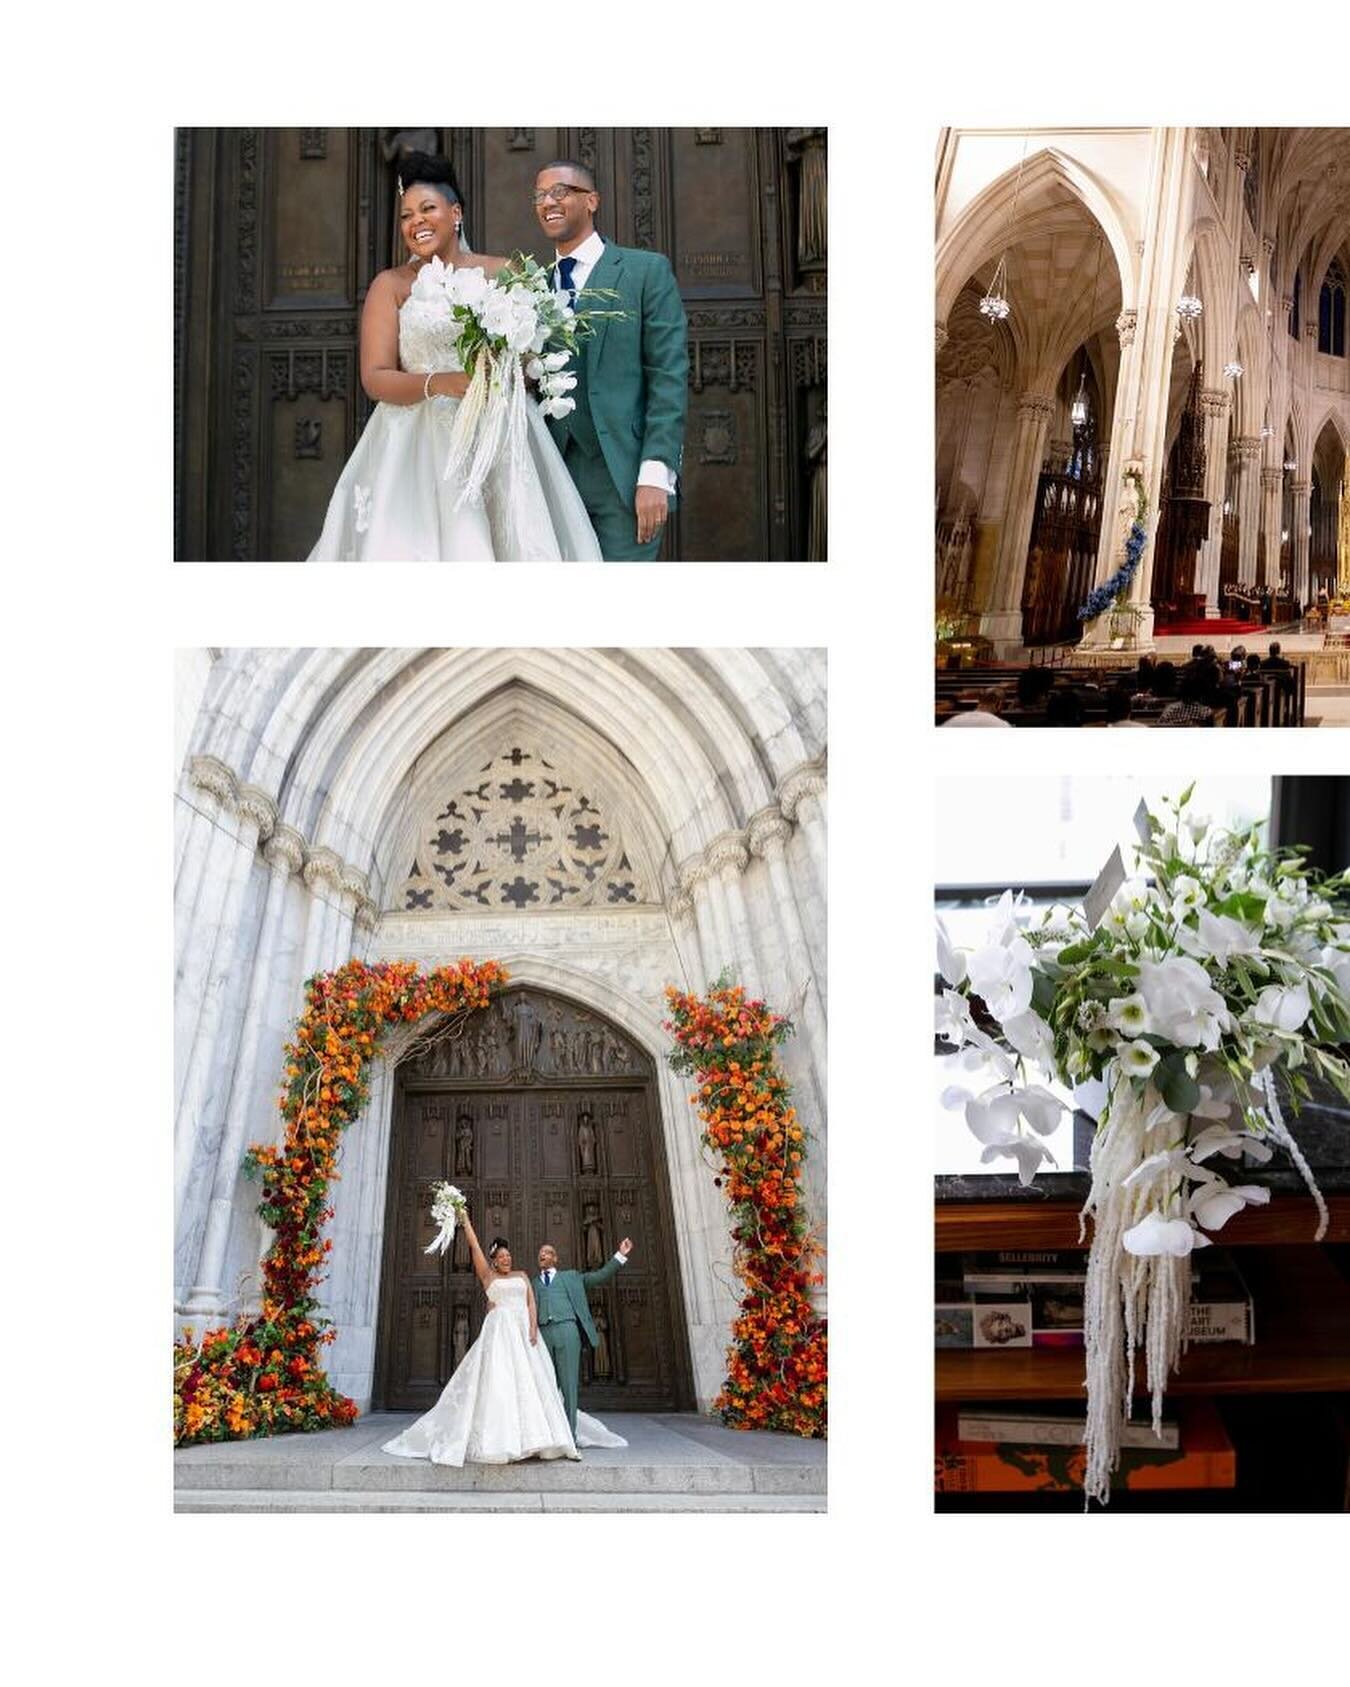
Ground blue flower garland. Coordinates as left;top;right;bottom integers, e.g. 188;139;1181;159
1078;472;1150;622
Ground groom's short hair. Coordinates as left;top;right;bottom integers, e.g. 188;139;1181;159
539;159;597;194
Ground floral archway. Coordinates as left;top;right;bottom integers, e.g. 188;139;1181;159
175;959;507;1445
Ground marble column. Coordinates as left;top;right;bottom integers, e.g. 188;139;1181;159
1195;389;1231;616
174;784;278;1226
706;833;764;999
297;848;346;992
1291;480;1312;610
1261;466;1284;588
749;807;827;1108
1234;437;1263;586
666;889;706;991
684;865;722;985
777;766;827;999
980;392;1055;648
175;756;238;976
178;822;304;1324
701;864;739;983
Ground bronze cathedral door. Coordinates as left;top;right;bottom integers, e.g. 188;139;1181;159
375;987;694;1414
175;127;826;561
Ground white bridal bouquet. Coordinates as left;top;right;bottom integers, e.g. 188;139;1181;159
936;791;1350;1505
424;1181;468;1256
410;253;622;505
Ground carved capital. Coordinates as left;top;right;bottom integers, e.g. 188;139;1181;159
1200;388;1231;420
1281;293;1295;319
777;760;827;822
263;823;306;877
1261;235;1275;260
666;888;695;926
706;831;749;878
338;863;370;903
677;855;712;894
1235;436;1263;462
1115;309;1138;348
235;784;277;841
747;806;792;859
303;846;345;894
354;895;380;932
189;754;238;810
1262;467;1285;491
1291;480;1311;499
1234;149;1252;173
1017;393;1055;422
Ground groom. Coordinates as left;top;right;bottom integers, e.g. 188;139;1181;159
535;1234;633;1436
534;160;688;561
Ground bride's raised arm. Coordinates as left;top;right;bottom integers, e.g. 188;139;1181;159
458;1207;495;1293
359;270;470;406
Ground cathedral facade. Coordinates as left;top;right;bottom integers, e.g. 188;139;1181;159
937;127;1349;654
172;648;827;1415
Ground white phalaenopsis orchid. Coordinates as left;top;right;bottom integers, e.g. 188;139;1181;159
935;795;1350;1506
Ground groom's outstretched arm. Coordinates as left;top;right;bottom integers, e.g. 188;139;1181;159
580;1236;634;1288
638;258;688;481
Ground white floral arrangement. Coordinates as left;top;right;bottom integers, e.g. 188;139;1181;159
424;1181;467;1257
410;253;621;503
936;790;1350;1505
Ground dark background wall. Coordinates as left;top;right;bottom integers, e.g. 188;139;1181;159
174;127;827;561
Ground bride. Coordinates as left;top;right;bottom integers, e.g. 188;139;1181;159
381;1207;626;1467
308;153;602;561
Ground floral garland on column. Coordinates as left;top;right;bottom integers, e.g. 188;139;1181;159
936;794;1350;1505
664;978;827;1437
1077;466;1150;623
174;958;507;1446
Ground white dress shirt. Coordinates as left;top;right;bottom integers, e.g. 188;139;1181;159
554;231;676;496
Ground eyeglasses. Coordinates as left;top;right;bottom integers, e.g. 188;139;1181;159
531;184;592;206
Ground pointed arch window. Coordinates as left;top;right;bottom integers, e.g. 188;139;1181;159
1318;257;1346;357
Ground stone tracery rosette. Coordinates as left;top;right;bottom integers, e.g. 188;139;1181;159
398;744;653;914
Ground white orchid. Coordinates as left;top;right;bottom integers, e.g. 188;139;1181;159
1189;1122;1272;1164
1182;908;1263;965
1247;981;1311;1034
1134;955;1230;1050
1002;1008;1054;1065
935;917;967;988
1122;1211;1207;1256
967;938;1033;1023
1189;1181;1271;1232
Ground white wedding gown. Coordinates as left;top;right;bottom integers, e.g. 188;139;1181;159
308;273;603;562
381;1275;627;1466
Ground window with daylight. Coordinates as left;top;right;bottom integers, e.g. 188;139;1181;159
398;744;652;913
1318;257;1346;357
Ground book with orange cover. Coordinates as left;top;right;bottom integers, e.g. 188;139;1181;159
935;1397;1236;1492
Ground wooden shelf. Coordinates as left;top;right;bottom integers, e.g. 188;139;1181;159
935;1193;1350;1252
936;1247;1350;1401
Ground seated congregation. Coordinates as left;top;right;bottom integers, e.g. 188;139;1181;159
936;643;1304;729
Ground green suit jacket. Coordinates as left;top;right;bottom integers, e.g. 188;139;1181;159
535;1257;623;1349
547;242;688;508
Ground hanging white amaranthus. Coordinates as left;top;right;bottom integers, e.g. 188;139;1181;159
936;791;1350;1506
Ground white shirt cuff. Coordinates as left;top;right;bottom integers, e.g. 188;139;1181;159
613;1251;628;1265
638;459;677;494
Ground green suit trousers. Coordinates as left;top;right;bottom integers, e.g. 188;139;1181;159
539;1318;583;1434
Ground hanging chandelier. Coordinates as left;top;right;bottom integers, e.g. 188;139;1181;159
1177;294;1204;321
1070;236;1104;429
979;138;1029;322
1223;360;1244;379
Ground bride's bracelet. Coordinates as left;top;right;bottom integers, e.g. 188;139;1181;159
423;371;437;401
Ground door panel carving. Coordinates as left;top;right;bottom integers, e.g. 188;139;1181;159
176;127;826;560
375;989;692;1413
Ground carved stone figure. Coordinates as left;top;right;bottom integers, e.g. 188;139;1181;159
583;1201;605;1270
454;1113;474;1178
550;1025;570;1073
592;1307;612;1380
451;1223;471;1273
576;1112;598;1176
509;993;544;1077
806;396;827;563
451;1304;470;1371
786;128;827;271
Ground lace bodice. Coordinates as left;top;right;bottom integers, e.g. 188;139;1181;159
398;287;468;376
486;1275;528;1309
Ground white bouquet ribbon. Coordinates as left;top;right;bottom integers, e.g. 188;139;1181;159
424;1182;467;1256
443;349;530;510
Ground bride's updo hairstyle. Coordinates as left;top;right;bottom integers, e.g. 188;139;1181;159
487;1237;511;1260
399;152;463;211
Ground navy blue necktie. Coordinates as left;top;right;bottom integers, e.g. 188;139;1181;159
557;256;577;305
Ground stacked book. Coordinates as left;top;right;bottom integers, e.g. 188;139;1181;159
936;1397;1237;1492
935;1248;1255;1349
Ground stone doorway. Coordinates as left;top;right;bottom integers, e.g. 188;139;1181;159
374;987;694;1414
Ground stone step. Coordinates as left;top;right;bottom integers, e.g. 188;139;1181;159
174;1412;827;1500
176;1488;826;1514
